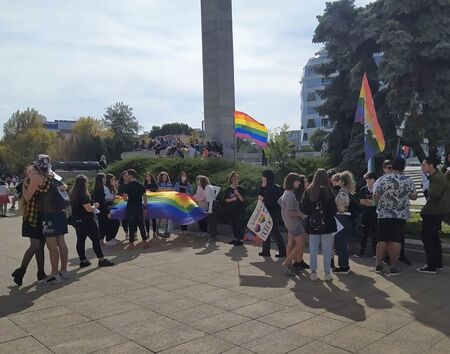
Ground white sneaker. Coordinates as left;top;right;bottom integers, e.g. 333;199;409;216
324;274;333;282
42;274;62;285
59;271;70;280
309;272;318;282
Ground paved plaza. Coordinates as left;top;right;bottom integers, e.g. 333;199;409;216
0;215;449;354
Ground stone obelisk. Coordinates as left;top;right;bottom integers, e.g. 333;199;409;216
200;0;236;161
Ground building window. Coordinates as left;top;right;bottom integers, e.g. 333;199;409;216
306;92;316;102
306;106;317;115
302;133;308;142
321;77;332;85
321;118;329;128
306;119;316;128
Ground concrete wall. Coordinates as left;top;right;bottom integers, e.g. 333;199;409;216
201;0;236;161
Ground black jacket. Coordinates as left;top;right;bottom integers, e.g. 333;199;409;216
301;187;338;234
259;170;283;216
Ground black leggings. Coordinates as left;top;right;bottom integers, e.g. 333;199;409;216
127;208;147;243
145;219;157;234
20;238;46;278
74;220;104;261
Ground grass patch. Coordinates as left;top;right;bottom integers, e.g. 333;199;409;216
406;212;450;240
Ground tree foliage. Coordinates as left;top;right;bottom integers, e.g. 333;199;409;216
3;108;46;141
265;124;294;175
314;0;450;171
103;102;140;138
149;123;194;138
309;129;329;151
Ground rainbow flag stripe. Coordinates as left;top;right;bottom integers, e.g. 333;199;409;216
354;73;385;161
110;191;207;225
234;111;269;147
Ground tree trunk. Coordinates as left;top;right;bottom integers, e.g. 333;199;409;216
410;142;426;162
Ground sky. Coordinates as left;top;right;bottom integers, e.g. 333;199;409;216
0;0;372;135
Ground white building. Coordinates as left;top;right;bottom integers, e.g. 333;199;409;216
300;49;334;147
43;120;76;138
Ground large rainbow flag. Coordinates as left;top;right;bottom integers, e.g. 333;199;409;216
234;111;269;147
355;73;385;161
110;191;207;225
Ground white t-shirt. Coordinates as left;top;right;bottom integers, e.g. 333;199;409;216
0;185;11;196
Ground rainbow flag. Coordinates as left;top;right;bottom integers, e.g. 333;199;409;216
110;191;207;225
234;111;269;147
355;73;385;161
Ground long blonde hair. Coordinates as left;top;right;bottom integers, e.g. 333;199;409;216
338;171;356;194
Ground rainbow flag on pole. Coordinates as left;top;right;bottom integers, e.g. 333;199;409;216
355;73;385;161
234;111;269;147
110;191;207;225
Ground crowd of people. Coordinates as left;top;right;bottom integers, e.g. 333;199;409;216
133;137;224;158
8;152;450;287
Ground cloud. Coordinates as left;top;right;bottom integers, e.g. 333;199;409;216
0;0;374;135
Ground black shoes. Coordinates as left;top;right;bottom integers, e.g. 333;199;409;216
375;265;383;274
294;261;310;270
259;252;271;257
416;265;437;274
80;260;92;268
275;254;286;258
333;267;351;274
12;268;25;286
228;239;244;246
98;259;115;267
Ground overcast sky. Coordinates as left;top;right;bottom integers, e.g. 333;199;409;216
0;0;372;134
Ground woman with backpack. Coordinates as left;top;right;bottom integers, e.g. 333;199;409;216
258;170;286;258
70;175;114;268
301;169;337;282
333;171;356;274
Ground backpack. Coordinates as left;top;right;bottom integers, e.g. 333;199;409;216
307;201;327;234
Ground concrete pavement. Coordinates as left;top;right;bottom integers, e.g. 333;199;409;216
1;214;449;354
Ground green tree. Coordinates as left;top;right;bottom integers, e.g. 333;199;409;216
265;124;292;174
148;123;193;138
309;129;329;151
72;116;112;139
3;108;46;140
103;102;140;138
2;127;57;174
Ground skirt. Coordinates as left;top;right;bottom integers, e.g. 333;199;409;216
22;214;44;240
42;212;69;237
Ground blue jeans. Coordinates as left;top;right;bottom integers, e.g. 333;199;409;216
335;215;352;268
309;233;333;275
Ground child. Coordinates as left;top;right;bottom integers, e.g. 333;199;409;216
356;172;378;257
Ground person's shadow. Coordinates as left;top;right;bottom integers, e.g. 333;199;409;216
238;257;290;289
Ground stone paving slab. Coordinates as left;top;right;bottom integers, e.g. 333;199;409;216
1;215;450;353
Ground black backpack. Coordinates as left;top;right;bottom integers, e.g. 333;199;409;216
307;201;327;234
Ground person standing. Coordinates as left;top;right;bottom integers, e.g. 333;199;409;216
193;175;218;240
301;169;338;282
99;155;107;169
258;170;286;258
156;172;173;238
93;173;108;245
174;171;193;235
144;172;158;238
11;165;50;286
374;158;417;276
356;172;378;258
35;154;69;285
333;171;356;274
293;175;310;270
105;174;120;244
118;171;129;238
417;157;449;273
224;171;245;246
69;175;114;268
0;180;12;216
123;169;149;250
279;173;306;276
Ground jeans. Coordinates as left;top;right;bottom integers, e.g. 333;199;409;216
74;220;104;261
421;214;443;269
126;207;147;243
262;213;286;256
309;233;334;274
335;215;352;268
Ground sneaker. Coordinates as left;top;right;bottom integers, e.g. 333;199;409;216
98;259;115;267
416;265;437;274
259;252;271;257
59;270;70;280
399;256;412;266
80;260;91;268
437;266;444;271
324;274;333;282
375;265;383;274
112;238;121;245
298;260;310;270
41;274;62;285
163;232;171;238
353;250;364;258
309;272;318;281
228;239;238;245
275;254;286;258
281;264;296;276
333;267;350;275
234;240;244;246
389;268;400;276
11;268;25;286
126;243;135;250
